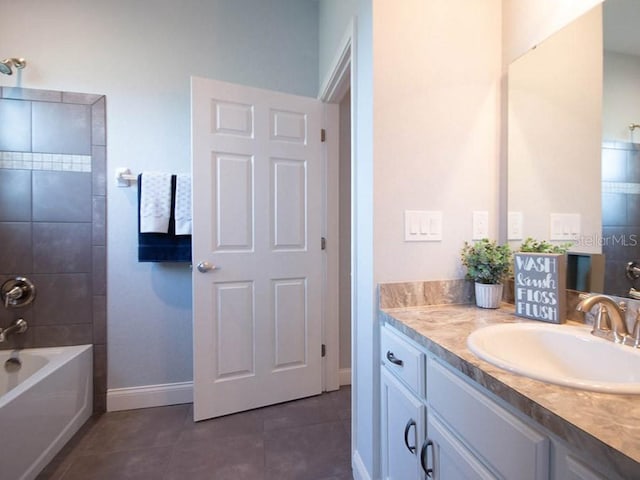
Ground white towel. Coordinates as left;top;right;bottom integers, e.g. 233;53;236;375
140;172;172;233
175;174;192;235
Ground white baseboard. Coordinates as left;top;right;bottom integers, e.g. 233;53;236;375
107;381;193;412
352;450;372;480
339;367;352;386
107;372;350;412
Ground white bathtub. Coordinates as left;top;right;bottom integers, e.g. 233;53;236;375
0;345;93;480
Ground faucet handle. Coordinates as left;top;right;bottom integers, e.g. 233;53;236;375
4;286;22;308
1;277;36;309
594;304;611;332
631;309;640;348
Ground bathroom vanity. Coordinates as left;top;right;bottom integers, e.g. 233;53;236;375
380;304;640;480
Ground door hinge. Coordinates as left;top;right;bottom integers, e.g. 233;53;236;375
321;128;326;142
321;237;326;250
321;344;326;357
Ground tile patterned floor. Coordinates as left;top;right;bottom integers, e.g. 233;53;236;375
37;387;352;480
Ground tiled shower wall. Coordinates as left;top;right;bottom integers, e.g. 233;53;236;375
601;141;640;297
0;87;106;413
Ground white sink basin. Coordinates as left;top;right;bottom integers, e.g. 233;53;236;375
467;322;640;394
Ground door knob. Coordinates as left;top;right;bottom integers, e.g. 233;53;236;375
197;261;217;273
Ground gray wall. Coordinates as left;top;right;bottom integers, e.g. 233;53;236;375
0;87;107;412
0;0;319;391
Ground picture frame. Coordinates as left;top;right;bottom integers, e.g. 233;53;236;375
513;252;566;324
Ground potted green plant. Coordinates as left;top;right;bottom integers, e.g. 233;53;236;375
519;237;572;254
461;238;511;308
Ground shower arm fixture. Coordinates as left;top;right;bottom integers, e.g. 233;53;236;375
629;123;640;132
0;57;26;75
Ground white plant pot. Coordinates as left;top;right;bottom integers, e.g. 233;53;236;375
474;282;503;309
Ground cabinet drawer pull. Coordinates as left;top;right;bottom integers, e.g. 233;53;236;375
403;419;417;454
421;440;434;478
386;350;404;366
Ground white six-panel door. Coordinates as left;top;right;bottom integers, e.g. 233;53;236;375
191;77;325;421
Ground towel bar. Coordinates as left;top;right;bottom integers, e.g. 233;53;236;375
116;167;138;187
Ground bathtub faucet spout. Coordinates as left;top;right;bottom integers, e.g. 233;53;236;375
0;318;28;343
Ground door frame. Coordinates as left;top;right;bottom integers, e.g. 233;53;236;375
318;12;356;442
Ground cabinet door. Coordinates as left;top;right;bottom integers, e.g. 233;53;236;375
552;443;609;480
381;368;426;480
563;456;607;480
427;412;498;480
381;324;426;397
427;357;549;480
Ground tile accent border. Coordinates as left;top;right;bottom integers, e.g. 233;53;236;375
0;151;91;172
602;181;640;195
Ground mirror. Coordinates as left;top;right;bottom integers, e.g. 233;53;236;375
508;0;640;298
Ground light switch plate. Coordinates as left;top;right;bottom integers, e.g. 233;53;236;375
404;210;442;242
472;211;489;240
549;213;581;241
427;211;443;240
508;212;523;240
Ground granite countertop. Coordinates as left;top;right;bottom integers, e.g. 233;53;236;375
380;303;640;479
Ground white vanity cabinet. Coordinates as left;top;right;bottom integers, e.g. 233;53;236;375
552;443;608;480
381;368;427;479
427;356;549;480
381;322;548;480
380;313;639;480
380;321;633;480
426;412;497;480
380;324;428;480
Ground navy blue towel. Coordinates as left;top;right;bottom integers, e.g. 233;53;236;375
138;174;192;263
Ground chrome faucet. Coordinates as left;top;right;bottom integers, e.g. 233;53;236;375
0;318;28;343
575;294;639;346
4;286;23;308
1;277;36;309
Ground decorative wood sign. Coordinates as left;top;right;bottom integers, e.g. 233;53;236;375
514;253;566;324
